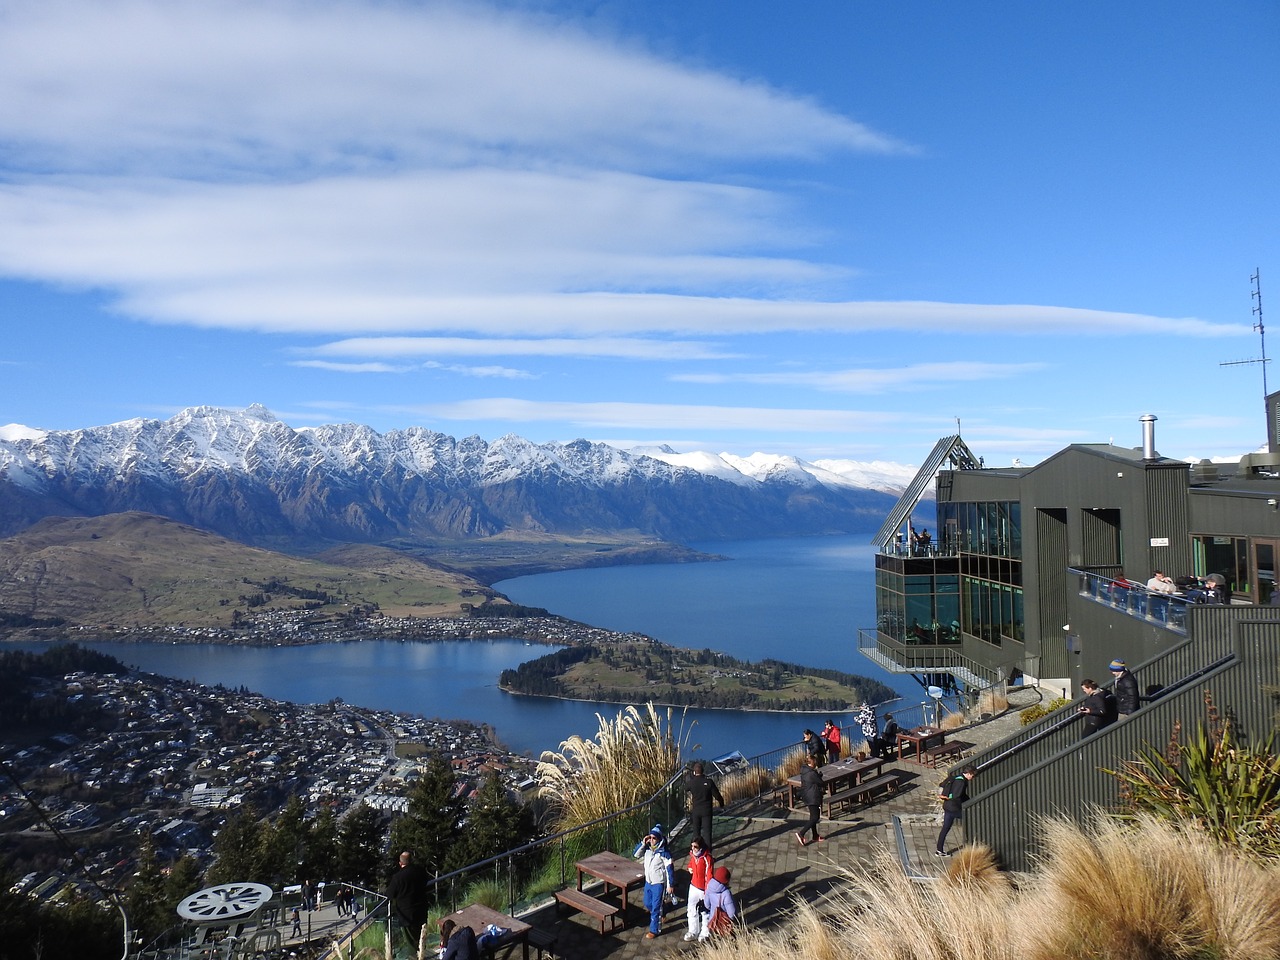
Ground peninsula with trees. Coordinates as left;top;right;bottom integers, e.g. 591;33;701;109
500;640;894;711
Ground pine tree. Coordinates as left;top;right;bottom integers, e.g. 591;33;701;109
449;771;533;872
205;804;264;885
336;803;387;888
388;755;465;880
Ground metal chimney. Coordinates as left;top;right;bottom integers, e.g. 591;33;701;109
1140;414;1158;460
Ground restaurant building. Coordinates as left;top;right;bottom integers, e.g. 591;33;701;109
861;395;1280;868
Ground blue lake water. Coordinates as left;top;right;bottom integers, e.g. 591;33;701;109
11;536;930;758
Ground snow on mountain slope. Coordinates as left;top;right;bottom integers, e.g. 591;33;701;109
631;446;917;494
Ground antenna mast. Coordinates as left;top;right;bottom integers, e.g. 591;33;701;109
1219;269;1270;396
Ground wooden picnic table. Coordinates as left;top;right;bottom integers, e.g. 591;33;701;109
573;851;645;928
785;755;885;807
896;727;946;763
440;902;531;960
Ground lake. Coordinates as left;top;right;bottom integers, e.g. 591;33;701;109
10;536;929;758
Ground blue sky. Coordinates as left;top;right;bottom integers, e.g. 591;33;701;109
1;0;1277;466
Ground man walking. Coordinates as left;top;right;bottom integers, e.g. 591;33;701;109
685;761;725;852
936;765;976;857
1109;659;1140;717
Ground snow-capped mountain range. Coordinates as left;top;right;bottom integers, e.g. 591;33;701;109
0;405;916;550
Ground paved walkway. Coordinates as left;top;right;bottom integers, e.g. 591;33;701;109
242;687;1041;960
510;687;1041;960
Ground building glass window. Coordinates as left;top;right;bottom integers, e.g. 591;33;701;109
1193;534;1248;598
875;560;960;645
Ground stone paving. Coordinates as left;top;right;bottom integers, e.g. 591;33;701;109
264;687;1041;960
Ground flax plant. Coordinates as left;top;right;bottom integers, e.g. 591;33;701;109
536;702;689;829
1109;692;1280;859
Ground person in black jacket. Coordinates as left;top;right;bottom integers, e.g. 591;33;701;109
796;755;825;846
386;851;430;951
685;761;726;852
1077;679;1117;738
802;729;827;766
935;766;976;856
1109;659;1140;716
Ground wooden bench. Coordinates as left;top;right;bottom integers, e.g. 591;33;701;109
527;927;560;958
553;888;620;935
824;773;901;816
920;741;964;767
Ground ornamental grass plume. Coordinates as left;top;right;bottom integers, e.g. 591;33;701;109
536;702;689;829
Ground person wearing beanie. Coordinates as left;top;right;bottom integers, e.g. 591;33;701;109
701;865;736;940
1109;659;1139;716
635;824;674;938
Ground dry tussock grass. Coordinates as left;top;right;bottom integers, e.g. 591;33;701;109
977;689;1009;715
718;765;778;805
691;818;1280;960
774;746;808;781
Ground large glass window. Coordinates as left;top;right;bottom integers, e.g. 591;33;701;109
941;499;1023;559
960;576;1024;647
875;561;960;645
1193;535;1248;599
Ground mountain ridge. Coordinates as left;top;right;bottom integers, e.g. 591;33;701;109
0;406;917;551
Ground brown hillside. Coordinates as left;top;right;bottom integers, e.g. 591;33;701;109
0;512;487;628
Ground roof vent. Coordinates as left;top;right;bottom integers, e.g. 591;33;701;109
1191;459;1219;483
1139;414;1158;460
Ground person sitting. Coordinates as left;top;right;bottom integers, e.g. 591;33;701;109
877;713;901;758
439;919;479;960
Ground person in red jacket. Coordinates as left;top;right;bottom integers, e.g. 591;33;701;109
682;835;714;942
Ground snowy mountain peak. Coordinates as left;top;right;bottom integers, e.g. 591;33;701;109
0;406;912;547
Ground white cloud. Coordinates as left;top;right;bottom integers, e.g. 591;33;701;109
307;336;742;361
0;0;1245;348
421;361;535;380
289;360;411;374
395;398;897;432
672;361;1047;392
0;0;907;177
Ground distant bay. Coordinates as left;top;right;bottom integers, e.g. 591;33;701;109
10;536;928;758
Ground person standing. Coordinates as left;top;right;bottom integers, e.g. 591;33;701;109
701;866;737;940
685;761;725;852
386;850;430;951
796;754;825;846
635;826;674;939
935;765;976;857
1109;659;1139;716
1077;679;1117;738
822;719;842;762
682;836;714;942
856;702;878;757
802;728;827;766
289;906;302;939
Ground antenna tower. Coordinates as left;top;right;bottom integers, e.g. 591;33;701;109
1219;269;1269;396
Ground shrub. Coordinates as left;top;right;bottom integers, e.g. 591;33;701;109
1021;697;1071;725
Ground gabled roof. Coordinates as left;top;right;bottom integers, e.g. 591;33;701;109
872;435;980;549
